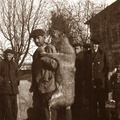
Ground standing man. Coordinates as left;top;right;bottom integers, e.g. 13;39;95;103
72;42;86;120
30;29;46;93
0;49;19;120
29;29;58;120
84;38;115;120
73;42;84;54
28;29;46;120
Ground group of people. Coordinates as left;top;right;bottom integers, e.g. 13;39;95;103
72;38;116;120
0;28;117;120
29;28;116;120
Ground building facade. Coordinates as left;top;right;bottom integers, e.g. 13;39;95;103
86;1;120;118
86;0;120;65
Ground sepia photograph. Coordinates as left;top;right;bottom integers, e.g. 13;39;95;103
0;0;119;120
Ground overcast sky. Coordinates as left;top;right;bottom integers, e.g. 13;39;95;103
92;0;116;5
68;0;116;5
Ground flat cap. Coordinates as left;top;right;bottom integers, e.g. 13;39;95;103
4;49;15;54
30;29;45;37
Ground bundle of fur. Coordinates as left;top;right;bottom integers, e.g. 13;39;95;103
41;29;76;108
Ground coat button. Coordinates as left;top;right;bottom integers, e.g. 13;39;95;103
92;63;94;65
98;62;100;64
9;81;11;83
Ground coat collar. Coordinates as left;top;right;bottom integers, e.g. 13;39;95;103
92;48;103;62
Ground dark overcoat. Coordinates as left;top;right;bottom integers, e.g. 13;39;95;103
84;48;114;95
75;51;85;88
0;59;19;94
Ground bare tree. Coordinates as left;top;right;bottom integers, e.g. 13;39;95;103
0;0;108;68
0;0;48;68
48;0;107;44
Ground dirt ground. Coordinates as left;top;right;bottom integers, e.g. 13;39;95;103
17;79;33;120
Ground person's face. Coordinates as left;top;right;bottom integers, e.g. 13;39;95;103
92;43;99;51
74;46;83;54
33;36;45;47
6;53;14;61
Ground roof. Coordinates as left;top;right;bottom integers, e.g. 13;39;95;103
85;0;119;25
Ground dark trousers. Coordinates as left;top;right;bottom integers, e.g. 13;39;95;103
27;89;45;120
42;91;57;120
0;94;18;120
28;89;58;120
29;89;72;120
89;88;107;120
42;92;72;120
72;91;82;120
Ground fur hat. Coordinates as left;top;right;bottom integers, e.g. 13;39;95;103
30;29;45;38
4;49;15;54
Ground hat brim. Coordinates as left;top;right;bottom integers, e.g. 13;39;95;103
4;49;15;54
30;29;45;37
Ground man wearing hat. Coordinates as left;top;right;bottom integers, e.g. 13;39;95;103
84;38;115;120
72;42;87;120
0;48;19;120
73;42;84;55
29;29;58;120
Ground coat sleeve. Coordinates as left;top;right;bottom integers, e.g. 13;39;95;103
14;62;20;85
105;50;116;72
40;56;58;70
0;62;4;84
0;76;4;84
104;50;116;92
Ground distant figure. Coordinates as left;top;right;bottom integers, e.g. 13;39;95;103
72;42;86;120
0;49;19;120
73;42;83;54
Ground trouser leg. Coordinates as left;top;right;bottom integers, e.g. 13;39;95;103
4;95;18;120
90;101;98;120
0;95;4;120
29;90;44;120
99;100;106;120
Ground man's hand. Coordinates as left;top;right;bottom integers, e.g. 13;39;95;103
108;72;112;80
108;68;117;80
108;92;112;101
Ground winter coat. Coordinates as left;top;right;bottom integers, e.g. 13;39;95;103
0;59;19;94
35;56;58;93
84;48;114;93
31;45;58;93
75;51;85;86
